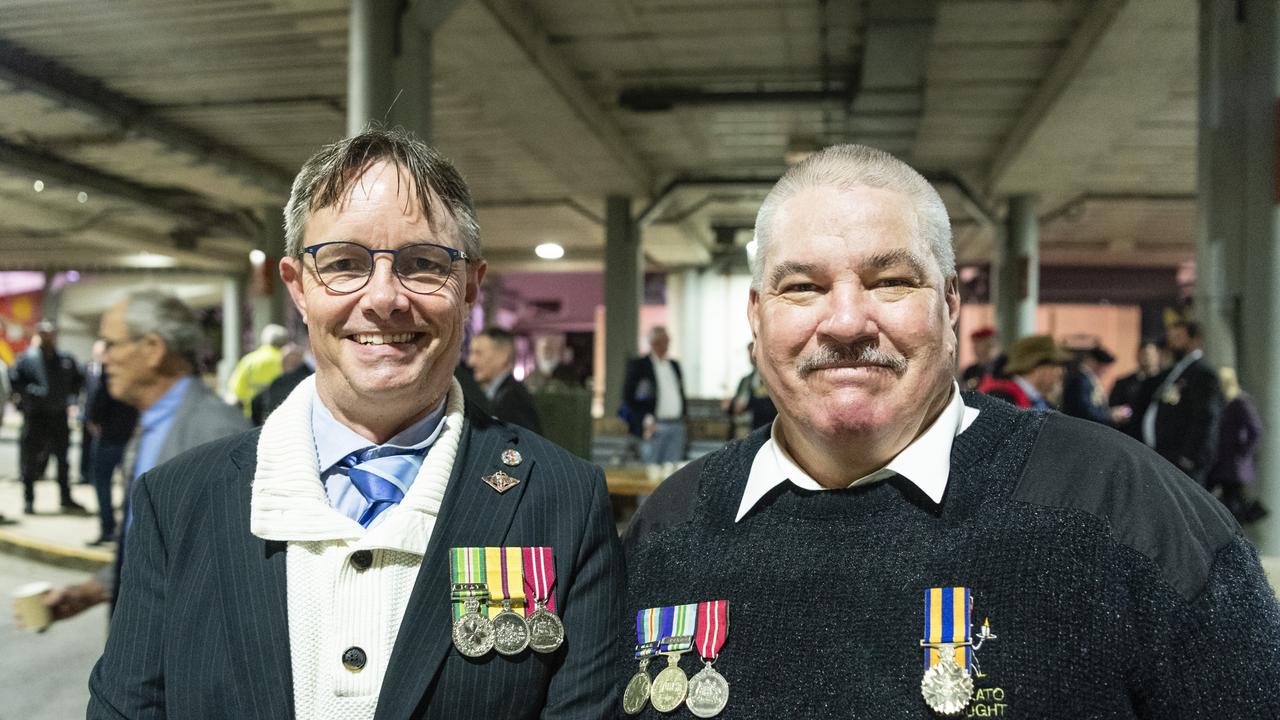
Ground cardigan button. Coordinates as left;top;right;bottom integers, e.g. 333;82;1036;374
342;646;367;672
350;550;374;571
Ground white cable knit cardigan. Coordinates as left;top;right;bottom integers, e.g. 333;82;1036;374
250;375;464;720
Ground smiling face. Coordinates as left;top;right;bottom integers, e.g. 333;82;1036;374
749;184;959;460
280;160;485;439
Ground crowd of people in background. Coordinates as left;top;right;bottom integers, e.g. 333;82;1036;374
964;321;1268;524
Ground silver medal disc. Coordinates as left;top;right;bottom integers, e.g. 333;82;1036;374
649;658;689;713
527;606;566;653
622;670;652;715
491;608;531;655
685;664;729;718
452;611;495;657
920;651;974;716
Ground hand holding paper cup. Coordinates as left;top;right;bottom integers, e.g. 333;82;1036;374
12;581;53;632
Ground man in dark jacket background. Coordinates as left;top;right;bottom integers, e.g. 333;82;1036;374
468;326;542;433
11;320;85;516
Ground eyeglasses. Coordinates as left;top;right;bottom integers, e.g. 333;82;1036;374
301;241;469;295
100;336;140;353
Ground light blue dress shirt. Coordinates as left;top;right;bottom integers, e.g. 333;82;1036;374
311;386;446;525
134;376;192;480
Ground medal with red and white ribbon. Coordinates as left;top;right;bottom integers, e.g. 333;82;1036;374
520;546;564;653
685;600;730;718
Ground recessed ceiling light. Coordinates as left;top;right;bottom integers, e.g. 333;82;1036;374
32;180;44;192
535;242;564;260
248;249;267;264
77;191;88;203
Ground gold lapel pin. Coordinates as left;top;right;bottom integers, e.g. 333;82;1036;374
483;470;520;494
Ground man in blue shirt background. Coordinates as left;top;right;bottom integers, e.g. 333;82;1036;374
39;289;248;621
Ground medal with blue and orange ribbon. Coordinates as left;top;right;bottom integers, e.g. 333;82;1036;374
919;586;975;716
623;606;670;714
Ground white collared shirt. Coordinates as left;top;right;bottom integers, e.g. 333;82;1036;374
652;354;683;420
736;383;979;522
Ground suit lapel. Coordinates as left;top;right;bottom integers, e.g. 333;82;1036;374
374;415;533;720
216;434;294;720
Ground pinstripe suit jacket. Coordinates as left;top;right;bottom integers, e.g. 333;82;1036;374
87;407;625;719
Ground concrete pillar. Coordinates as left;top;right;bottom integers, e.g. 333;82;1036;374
40;270;59;323
218;276;244;393
390;20;433;141
603;196;641;416
347;0;398;136
1196;0;1248;370
994;194;1039;343
1202;0;1280;553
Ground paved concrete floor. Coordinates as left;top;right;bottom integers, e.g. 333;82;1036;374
0;553;107;720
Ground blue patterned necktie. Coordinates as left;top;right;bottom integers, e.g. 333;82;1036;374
338;446;426;527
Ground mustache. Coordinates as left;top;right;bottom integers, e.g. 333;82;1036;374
797;343;908;377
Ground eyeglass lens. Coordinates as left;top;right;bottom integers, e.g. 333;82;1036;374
312;242;455;294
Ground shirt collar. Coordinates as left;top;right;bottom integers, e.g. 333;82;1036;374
139;376;192;431
484;370;511;400
312;385;447;474
1012;375;1044;404
736;382;979;522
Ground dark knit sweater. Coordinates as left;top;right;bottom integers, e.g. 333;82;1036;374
622;392;1280;719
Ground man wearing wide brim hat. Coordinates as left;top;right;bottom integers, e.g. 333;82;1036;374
977;334;1071;410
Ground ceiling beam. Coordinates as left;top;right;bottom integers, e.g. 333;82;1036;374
0;137;259;238
984;0;1127;194
474;0;650;191
0;38;293;197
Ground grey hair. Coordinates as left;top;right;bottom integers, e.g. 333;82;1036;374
120;289;201;366
283;126;481;261
750;144;954;290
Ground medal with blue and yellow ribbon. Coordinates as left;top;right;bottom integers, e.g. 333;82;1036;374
919;587;975;716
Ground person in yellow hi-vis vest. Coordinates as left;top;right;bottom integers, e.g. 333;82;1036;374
224;324;287;416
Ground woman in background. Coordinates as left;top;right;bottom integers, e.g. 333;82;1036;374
1209;367;1268;523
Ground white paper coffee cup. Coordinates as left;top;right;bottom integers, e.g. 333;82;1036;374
12;581;53;631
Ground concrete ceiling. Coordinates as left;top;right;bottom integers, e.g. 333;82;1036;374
0;0;1198;277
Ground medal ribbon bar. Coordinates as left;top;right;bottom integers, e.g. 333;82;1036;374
635;606;670;658
694;600;729;662
484;546;526;618
521;546;557;616
449;547;488;619
922;587;972;670
660;603;698;653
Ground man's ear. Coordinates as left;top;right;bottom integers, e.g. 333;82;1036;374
465;260;487;306
747;287;761;341
945;276;961;328
280;256;309;325
139;333;168;371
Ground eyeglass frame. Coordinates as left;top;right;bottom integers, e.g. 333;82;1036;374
99;335;142;353
300;241;471;296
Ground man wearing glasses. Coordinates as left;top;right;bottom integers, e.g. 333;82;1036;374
89;128;624;720
27;290;247;625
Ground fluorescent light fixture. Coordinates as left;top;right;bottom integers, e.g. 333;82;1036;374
127;252;177;269
535;242;564;260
